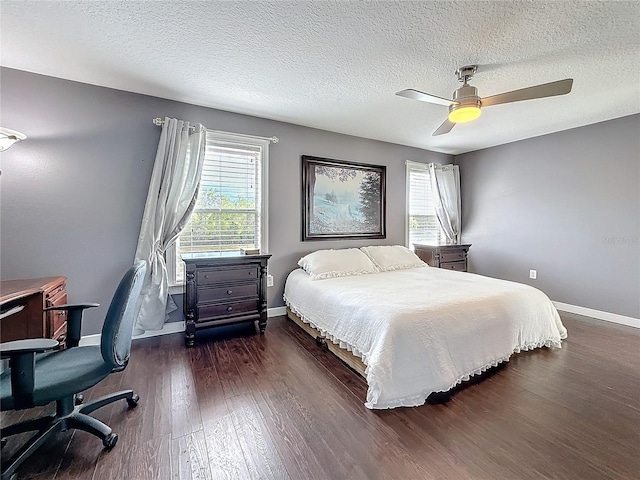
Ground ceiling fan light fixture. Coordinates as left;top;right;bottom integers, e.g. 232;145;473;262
448;86;481;123
448;105;481;123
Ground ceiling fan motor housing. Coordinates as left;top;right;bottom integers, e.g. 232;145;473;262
449;85;481;114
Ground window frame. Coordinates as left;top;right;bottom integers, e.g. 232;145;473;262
167;131;270;287
405;160;445;249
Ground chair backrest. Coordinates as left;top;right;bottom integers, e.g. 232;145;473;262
100;262;146;371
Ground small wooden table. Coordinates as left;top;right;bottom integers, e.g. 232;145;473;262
414;244;471;272
0;277;68;342
183;254;271;347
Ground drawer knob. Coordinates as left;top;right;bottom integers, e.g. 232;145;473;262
227;290;233;295
226;306;233;312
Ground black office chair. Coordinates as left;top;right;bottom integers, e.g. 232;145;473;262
0;262;146;480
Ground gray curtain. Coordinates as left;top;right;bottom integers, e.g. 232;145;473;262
428;163;461;245
133;118;206;334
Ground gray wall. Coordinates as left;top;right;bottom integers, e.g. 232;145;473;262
456;114;640;318
0;68;450;334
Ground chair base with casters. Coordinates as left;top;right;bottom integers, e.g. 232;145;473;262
1;390;139;480
0;262;147;480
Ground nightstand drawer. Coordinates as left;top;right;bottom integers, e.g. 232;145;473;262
197;266;259;285
198;300;259;321
440;251;466;262
441;261;466;271
197;284;258;302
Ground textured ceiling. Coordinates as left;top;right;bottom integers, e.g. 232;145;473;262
1;1;639;154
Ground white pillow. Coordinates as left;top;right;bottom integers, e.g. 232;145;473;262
298;248;378;280
360;245;427;272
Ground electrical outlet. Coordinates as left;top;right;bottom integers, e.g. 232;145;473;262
267;274;274;287
529;270;537;280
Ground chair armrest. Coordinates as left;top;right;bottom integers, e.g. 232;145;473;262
1;339;59;409
44;303;100;312
0;338;59;357
44;303;99;349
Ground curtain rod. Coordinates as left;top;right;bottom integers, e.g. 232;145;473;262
152;118;278;143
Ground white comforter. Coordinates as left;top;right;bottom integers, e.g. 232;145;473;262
284;266;567;409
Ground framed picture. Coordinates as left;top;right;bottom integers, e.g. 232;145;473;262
302;155;386;241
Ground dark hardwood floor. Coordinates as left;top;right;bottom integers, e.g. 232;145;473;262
2;312;639;479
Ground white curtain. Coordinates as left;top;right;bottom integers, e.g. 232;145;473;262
428;163;461;244
133;118;206;334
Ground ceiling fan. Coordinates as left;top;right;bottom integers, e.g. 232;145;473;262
396;65;573;136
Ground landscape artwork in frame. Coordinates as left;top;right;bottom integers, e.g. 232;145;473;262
302;155;386;240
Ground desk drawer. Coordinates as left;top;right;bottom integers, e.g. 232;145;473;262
197;266;259;285
198;284;258;302
45;282;66;300
46;291;68;338
441;261;466;271
198;300;259;322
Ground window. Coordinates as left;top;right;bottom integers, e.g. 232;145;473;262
406;161;445;248
167;131;270;285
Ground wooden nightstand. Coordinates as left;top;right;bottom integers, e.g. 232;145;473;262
182;254;271;347
413;244;471;272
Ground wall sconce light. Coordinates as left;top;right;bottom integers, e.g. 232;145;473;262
0;128;27;151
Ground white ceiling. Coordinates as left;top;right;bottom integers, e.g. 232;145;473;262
1;1;639;155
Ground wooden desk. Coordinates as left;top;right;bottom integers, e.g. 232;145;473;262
0;277;67;343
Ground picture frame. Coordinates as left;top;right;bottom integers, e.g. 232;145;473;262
302;155;386;241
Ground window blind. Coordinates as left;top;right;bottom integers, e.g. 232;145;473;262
175;136;263;282
407;163;444;246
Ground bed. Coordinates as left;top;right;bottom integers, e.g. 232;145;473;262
283;246;567;410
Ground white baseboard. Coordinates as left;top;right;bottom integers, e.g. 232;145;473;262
553;301;640;329
79;306;289;345
268;306;287;317
78;303;638;345
77;334;99;346
79;321;187;346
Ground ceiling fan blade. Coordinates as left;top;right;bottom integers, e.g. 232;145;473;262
433;118;455;136
481;79;573;107
396;89;454;106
